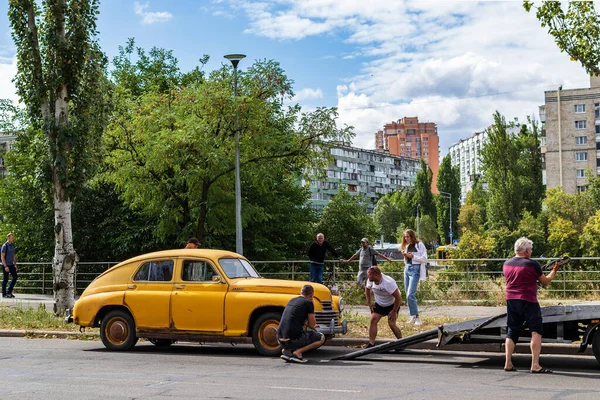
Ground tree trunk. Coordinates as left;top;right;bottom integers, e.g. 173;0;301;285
52;90;77;315
52;171;78;315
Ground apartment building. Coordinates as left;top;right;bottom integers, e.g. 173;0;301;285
0;132;17;176
542;76;600;193
302;143;421;213
375;117;439;193
449;130;488;204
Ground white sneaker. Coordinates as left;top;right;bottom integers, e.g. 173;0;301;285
407;316;416;324
414;317;423;325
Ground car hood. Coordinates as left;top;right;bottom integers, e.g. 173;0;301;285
229;278;332;301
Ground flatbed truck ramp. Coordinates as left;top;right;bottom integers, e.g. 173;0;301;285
332;303;600;364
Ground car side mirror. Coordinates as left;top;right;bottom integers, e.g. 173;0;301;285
212;275;222;283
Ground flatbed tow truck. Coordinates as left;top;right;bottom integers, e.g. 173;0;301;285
333;302;600;364
334;258;600;364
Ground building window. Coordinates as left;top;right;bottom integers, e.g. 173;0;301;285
575;152;588;161
596;109;600;118
597;125;600;134
574;104;586;113
576;136;588;145
577;169;586;178
575;121;587;129
577;185;587;193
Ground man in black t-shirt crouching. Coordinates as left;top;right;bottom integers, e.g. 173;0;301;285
276;284;325;363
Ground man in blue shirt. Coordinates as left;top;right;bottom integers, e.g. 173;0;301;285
2;233;17;298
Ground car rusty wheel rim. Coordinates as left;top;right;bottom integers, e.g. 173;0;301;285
106;317;130;345
258;319;279;350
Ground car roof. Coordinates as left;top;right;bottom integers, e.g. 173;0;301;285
116;249;244;266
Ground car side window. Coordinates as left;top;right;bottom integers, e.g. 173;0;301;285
182;260;219;282
134;260;174;282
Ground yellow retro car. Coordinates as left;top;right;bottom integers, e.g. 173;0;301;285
69;249;347;356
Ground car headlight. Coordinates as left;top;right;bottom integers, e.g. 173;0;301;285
338;297;344;313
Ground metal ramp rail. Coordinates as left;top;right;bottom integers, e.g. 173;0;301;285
332;313;508;361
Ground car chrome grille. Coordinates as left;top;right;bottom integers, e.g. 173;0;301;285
316;301;340;326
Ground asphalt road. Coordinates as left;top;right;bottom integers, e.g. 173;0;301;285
2;337;599;400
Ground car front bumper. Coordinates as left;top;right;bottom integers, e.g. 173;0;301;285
316;318;348;335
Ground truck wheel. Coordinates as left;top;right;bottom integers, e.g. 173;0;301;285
100;310;138;351
592;327;600;365
252;312;282;357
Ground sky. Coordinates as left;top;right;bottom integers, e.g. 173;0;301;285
0;0;594;157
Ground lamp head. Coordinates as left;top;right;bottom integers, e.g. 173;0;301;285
224;54;246;69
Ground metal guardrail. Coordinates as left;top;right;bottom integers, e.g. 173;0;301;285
9;257;600;299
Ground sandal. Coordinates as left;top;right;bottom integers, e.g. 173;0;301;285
530;368;552;374
289;356;308;363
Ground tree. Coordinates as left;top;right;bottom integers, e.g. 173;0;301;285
457;191;485;234
412;159;435;220
316;188;377;257
104;46;352;254
524;1;600;76
517;119;544;217
580;210;600;257
435;154;461;244
373;194;402;242
417;214;438;248
9;0;110;313
480;112;522;230
547;217;580;257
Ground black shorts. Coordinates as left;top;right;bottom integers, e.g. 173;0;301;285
506;299;543;343
278;330;324;351
373;302;395;317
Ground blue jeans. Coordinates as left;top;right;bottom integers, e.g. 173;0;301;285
2;264;17;295
309;263;324;283
404;264;420;317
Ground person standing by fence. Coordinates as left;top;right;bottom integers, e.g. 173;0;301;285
307;233;342;284
400;229;427;325
503;237;560;373
2;233;17;298
344;238;392;287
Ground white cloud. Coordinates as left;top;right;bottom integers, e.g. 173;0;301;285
294;88;324;102
234;0;592;156
0;57;19;104
133;1;173;24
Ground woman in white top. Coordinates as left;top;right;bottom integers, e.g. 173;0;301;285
400;229;428;325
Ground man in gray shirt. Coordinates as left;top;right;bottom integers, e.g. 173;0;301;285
2;233;17;298
343;237;392;286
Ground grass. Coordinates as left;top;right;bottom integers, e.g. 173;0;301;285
343;310;468;339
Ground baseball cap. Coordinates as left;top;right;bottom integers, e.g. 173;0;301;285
361;237;369;243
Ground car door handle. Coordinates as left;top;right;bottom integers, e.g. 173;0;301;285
127;285;136;289
175;285;186;290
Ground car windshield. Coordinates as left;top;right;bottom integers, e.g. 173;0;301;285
219;258;260;279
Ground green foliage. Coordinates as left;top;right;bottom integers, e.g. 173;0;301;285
580;210;600;257
543;187;595;232
455;229;495;261
435;154;460;244
524;1;600;76
547;217;580;257
104;44;352;256
457;198;485;234
516;119;544;217
516;211;547;257
480;112;522;230
316;188;376;258
417;214;438;247
372;194;402;242
412;159;436;220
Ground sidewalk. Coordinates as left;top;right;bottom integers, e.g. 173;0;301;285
0;294;594;357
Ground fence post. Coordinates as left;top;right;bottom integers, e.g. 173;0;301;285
42;264;45;294
292;263;295;281
465;264;469;293
332;262;336;286
563;269;566;299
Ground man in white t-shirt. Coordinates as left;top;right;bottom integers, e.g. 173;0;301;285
365;266;403;347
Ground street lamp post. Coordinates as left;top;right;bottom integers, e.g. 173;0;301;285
439;191;452;245
224;54;246;255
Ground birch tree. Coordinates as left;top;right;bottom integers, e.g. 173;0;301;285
8;0;108;313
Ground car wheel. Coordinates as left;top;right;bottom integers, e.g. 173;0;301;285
100;310;138;351
149;338;174;347
251;312;282;357
592;326;600;365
